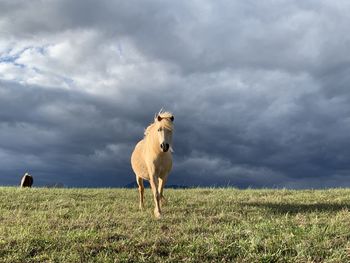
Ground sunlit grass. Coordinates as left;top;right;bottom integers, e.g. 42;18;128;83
1;187;350;262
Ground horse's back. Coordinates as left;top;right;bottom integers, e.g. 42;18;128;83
131;140;149;180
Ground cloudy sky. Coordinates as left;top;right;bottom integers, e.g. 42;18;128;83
1;1;350;188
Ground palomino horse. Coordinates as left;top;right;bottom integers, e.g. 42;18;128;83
131;111;174;218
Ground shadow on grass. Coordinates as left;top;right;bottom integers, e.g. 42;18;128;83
240;202;350;214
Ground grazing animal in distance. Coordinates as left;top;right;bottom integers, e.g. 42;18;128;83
20;172;33;188
131;111;174;218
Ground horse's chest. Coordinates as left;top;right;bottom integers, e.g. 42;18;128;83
153;155;171;170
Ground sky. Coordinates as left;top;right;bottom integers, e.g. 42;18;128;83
1;1;350;188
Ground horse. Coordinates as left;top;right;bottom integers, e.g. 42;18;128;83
131;111;174;218
20;172;33;188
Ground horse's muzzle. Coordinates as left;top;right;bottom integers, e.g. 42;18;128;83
160;143;169;152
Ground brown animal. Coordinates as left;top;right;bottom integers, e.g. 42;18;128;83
20;172;33;188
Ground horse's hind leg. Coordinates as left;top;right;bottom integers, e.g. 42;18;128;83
136;176;144;210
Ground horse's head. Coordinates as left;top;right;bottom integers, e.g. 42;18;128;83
155;114;174;153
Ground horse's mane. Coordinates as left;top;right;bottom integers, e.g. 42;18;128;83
144;110;174;137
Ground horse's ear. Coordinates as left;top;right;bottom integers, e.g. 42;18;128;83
157;115;162;122
170;116;174;122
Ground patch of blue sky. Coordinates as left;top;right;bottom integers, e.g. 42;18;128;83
0;55;26;68
33;45;49;55
1;45;49;68
0;46;32;64
0;55;19;63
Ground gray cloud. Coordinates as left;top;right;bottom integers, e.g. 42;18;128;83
1;1;350;188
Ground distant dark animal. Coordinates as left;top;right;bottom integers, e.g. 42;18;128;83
20;173;33;188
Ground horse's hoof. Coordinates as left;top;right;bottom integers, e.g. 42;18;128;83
154;210;162;219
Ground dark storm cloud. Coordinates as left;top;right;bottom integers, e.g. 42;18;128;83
1;1;350;188
0;1;338;72
0;80;138;186
169;71;350;188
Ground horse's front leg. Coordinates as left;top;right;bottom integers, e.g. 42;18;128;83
158;176;167;207
149;169;161;218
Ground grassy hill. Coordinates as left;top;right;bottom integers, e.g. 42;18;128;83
1;187;350;262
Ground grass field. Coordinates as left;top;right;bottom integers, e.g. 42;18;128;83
1;187;350;262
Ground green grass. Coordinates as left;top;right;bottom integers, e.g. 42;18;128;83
1;187;350;262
